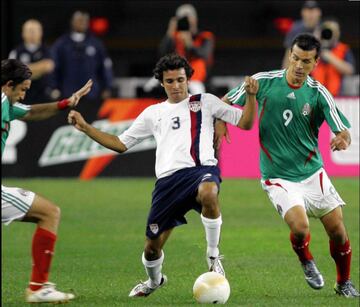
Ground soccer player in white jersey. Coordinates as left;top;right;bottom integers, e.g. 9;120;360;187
222;34;359;297
2;59;92;303
67;53;258;297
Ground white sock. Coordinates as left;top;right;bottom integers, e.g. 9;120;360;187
201;214;222;258
142;251;164;288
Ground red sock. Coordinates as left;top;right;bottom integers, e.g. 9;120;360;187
330;239;352;284
30;227;57;291
290;232;313;264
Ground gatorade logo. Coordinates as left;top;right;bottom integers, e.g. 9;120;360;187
39;99;158;171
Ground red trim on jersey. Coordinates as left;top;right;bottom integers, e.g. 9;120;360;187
264;179;288;192
319;171;324;194
2;122;9;132
305;148;316;165
189;94;202;165
190;111;199;164
287;82;302;89
258;99;273;162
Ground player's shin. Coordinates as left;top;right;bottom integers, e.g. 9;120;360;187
142;251;164;288
330;239;352;283
30;227;57;290
201;214;222;258
290;232;314;263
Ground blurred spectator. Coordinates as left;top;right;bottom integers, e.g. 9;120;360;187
9;19;55;103
311;18;355;97
282;1;321;68
158;4;215;94
51;11;113;105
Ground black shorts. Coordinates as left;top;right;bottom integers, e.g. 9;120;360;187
146;165;221;239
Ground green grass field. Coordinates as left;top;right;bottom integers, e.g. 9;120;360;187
2;178;359;306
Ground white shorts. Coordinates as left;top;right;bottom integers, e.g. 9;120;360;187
261;168;345;219
1;185;35;225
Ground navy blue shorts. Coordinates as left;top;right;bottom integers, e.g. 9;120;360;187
146;166;221;239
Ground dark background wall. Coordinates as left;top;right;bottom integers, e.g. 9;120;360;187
2;0;359;77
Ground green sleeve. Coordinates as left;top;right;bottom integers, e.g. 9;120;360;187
319;91;350;132
226;83;246;106
10;103;30;120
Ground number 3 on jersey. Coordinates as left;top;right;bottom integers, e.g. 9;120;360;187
283;109;293;126
171;116;180;129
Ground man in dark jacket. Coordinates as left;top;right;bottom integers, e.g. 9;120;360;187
51;11;113;106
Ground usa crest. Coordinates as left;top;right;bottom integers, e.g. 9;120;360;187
188;100;202;112
302;103;311;116
149;223;159;234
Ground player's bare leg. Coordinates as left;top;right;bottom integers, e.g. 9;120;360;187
129;229;172;297
22;194;75;303
321;207;359;297
285;205;324;289
197;182;225;276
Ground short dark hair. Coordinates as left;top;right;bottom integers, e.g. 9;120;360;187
1;59;32;87
290;33;321;59
153;53;194;82
302;0;320;10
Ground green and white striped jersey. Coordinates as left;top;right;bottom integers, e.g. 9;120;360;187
1;92;30;154
226;69;350;182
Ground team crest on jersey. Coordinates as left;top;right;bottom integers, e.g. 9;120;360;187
149;223;159;234
188;100;202;112
302;103;311;116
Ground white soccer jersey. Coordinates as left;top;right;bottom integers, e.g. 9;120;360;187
119;93;242;178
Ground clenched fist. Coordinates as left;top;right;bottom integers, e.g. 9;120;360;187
68;110;88;132
244;76;259;96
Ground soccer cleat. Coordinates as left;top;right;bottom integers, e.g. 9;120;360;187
128;274;167;297
301;260;324;289
207;255;225;277
25;282;75;303
334;280;360;298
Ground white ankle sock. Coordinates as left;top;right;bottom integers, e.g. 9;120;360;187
201;214;222;258
142;251;164;288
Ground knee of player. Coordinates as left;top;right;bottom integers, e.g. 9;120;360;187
327;221;347;240
291;222;310;238
198;183;219;205
144;245;161;260
47;203;61;223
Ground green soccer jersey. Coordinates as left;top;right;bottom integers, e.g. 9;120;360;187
226;69;350;182
1;92;30;154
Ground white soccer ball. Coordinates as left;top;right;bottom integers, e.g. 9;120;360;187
193;272;230;304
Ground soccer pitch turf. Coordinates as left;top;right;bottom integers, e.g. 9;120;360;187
2;178;359;306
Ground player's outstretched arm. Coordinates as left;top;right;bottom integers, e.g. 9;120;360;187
20;79;93;121
68;110;127;153
237;76;258;130
330;130;351;151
